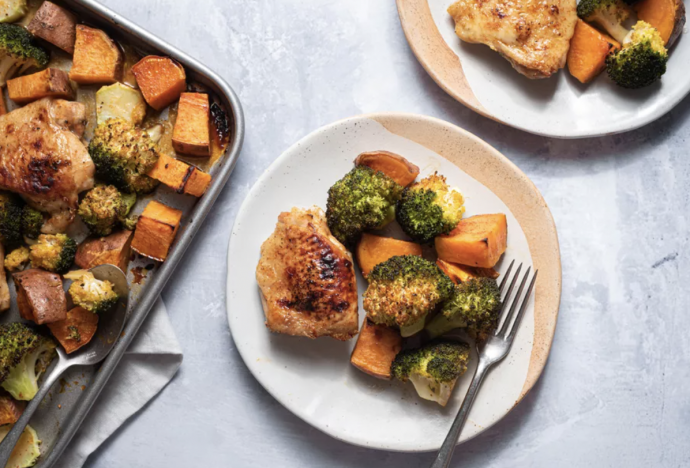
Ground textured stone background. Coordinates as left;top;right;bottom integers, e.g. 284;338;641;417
86;0;690;466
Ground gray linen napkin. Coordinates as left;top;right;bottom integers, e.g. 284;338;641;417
54;299;183;468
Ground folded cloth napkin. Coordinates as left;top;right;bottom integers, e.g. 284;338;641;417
54;299;183;468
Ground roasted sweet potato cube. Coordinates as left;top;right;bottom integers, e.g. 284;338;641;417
75;230;133;273
69;25;123;84
131;201;183;261
356;233;422;277
350;319;402;380
0;94;7;117
26;1;78;54
47;306;98;354
172;93;210;156
7;68;74;104
435;214;507;268
183;168;211;197
0;390;24;425
354;151;420;187
147;153;194;192
436;259;477;284
147;153;211;197
13;269;67;325
567;20;620;84
131;56;186;110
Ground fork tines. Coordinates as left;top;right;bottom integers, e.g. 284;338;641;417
495;261;538;340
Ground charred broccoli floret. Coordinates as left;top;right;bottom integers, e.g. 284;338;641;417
0;424;41;468
0;24;49;86
4;246;29;272
89;118;161;194
0;322;56;401
607;21;668;89
326;166;403;247
0;191;24;247
577;0;633;42
78;185;136;236
20;206;43;240
391;341;470;406
426;277;502;339
66;270;118;314
29;234;76;274
396;174;465;244
363;255;454;337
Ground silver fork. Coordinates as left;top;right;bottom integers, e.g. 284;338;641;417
429;260;538;468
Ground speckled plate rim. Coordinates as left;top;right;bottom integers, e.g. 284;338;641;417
396;0;690;139
226;112;562;451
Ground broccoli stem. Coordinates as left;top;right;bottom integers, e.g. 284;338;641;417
400;318;426;337
425;314;468;340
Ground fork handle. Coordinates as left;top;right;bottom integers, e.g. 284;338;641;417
429;360;490;468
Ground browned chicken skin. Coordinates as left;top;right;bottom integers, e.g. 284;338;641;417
256;207;359;340
448;0;578;78
0;98;94;232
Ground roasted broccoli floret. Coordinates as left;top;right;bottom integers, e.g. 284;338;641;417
363;255;454;337
577;0;633;42
67;270;118;314
78;185;136;236
326;166;403;247
4;246;29;272
29;233;76;274
606;21;668;89
89;118;161;194
0;24;49;86
0;191;23;247
396;174;465;244
0;322;56;401
391;341;470;406
21;205;43;240
426;277;502;339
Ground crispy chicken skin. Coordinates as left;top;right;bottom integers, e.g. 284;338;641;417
256;207;359;340
448;0;578;78
0;98;94;232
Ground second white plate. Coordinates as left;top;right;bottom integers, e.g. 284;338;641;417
397;0;690;138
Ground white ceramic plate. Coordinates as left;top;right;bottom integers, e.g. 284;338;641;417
227;113;562;451
397;0;690;138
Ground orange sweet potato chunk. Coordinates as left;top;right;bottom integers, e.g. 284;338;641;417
355;151;420;187
7;68;75;104
436;259;477;284
350;319;402;380
567;20;620;84
27;1;78;54
147;153;211;197
183;168;211;197
69;25;123;84
0;391;24;425
13;269;67;325
635;0;686;46
435;214;507;268
47;306;98;354
75;230;133;273
132;56;186;111
356;233;422;277
172;93;211;157
147;153;194;192
131;200;183;261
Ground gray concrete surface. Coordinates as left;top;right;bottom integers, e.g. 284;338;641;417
85;0;690;466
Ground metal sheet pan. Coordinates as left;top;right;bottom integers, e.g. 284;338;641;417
0;1;244;465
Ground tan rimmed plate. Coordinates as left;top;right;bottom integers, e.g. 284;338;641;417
226;113;561;451
397;0;690;138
